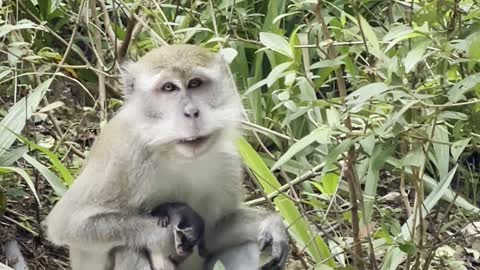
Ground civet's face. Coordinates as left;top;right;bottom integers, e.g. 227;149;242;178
123;45;243;158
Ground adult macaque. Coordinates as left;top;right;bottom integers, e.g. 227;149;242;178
45;44;289;270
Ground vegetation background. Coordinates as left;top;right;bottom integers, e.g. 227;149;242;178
1;0;480;269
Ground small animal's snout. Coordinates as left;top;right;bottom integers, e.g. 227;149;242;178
184;104;200;119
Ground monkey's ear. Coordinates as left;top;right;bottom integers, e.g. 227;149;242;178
217;48;238;64
120;61;135;96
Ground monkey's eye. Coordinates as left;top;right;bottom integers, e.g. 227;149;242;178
162;82;178;92
188;78;203;89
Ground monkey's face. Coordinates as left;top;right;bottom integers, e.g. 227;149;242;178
122;45;243;158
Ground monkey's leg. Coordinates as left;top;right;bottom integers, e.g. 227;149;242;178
69;248;110;270
205;242;260;270
112;247;154;270
205;208;288;269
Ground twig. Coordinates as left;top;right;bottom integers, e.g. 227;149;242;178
90;0;107;121
315;2;365;269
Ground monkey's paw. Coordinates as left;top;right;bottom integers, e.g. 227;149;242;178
258;229;289;270
150;206;170;227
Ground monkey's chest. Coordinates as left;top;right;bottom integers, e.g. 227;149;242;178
135;164;239;224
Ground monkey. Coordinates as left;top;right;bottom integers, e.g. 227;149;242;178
44;44;289;270
148;202;206;269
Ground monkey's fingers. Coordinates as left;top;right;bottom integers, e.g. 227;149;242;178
258;232;273;251
157;216;169;227
260;240;289;270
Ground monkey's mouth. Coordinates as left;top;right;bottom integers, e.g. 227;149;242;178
177;135;210;146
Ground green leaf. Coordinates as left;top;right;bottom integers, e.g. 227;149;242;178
451;138;471;163
364;144;394;223
431;125;449;179
0;78;51;157
383;25;413;42
402;146;425;167
0;146;28;166
448;73;480;102
259;32;294;58
466;32;480;60
404;40;430;72
358;15;381;58
38;0;52;19
243;78;268;96
17;136;74;186
346;82;393;112
0;19;44;38
320;173;340;196
310;59;344;70
236;137;334;266
22;153;67;197
266;62;293;87
401;165;458;240
271;127;331;171
399;241;416;255
0;166;40;205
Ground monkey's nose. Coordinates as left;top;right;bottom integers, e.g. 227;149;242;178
184;107;200;118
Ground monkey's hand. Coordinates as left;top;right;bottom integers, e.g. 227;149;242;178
150;204;171;227
258;215;289;270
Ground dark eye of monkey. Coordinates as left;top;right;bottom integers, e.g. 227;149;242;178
188;78;203;89
162;82;178;92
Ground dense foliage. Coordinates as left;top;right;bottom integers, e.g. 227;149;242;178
1;0;480;269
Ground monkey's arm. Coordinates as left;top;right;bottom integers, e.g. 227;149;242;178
205;207;289;269
46;205;172;251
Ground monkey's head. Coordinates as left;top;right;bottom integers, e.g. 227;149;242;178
121;45;243;158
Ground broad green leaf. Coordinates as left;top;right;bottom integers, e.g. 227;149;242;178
272;11;302;24
364;144;394;223
321;138;358;177
431;125;449;179
381;247;407;270
23;153;67;196
451;138;471;163
401;165;458;241
376;100;418;136
384;32;424;52
0;166;40;205
358;15;382;58
448;73;480;102
388;158;479;213
259;32;294;58
0;19;44;38
17;135;74;186
404;40;431;72
266;62;293;87
0;146;28;166
383;25;413;42
402;146;425;167
310;59;344;70
466;32;480;60
320;173;340;196
236;137;334;266
243;78;268;97
262;0;286;31
346;82;392;112
0;78;52;157
272;127;331;171
218;48;238;64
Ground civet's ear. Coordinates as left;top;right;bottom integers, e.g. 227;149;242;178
217;48;238;64
120;61;135;97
